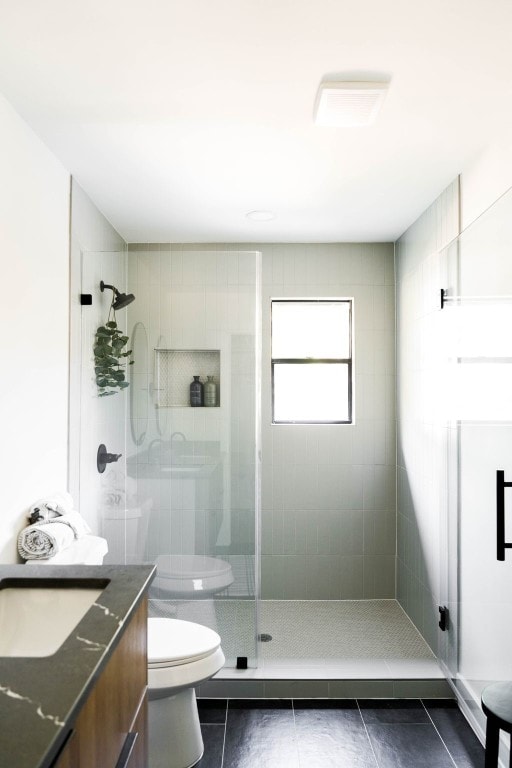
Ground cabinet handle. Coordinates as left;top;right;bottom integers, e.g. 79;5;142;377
115;732;138;768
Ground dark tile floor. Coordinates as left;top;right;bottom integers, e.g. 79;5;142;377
195;699;485;768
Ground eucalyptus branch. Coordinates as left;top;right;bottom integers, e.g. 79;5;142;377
94;306;134;397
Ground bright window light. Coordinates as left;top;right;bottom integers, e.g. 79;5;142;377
272;301;351;358
271;299;353;424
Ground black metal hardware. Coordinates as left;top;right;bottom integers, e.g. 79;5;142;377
236;656;248;669
258;633;272;642
100;280;135;310
97;444;123;474
80;294;93;305
114;732;138;768
438;606;448;632
440;288;447;309
496;470;512;561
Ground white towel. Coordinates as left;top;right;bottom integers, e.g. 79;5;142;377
18;512;92;560
29;491;74;521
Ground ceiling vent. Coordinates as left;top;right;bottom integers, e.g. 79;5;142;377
314;81;389;127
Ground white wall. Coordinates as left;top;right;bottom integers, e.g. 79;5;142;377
0;94;70;562
461;137;512;229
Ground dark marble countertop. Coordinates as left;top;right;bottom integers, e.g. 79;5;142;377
0;563;155;768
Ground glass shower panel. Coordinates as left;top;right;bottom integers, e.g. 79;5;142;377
74;249;129;563
441;189;512;744
125;249;261;669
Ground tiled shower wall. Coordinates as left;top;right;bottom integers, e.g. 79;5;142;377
259;244;396;599
395;180;460;650
127;242;396;599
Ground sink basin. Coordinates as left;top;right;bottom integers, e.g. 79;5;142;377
173;454;216;466
0;583;105;657
160;454;218;473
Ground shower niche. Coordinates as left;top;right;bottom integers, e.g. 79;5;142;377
154;348;221;407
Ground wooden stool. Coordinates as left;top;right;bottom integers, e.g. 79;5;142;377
482;682;512;767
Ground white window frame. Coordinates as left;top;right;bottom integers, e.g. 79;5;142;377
271;298;353;425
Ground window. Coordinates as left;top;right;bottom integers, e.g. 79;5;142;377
271;299;353;424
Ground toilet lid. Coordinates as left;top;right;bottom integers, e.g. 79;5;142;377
148;617;221;667
156;554;232;580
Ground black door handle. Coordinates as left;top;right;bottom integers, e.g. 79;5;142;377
496;470;512;561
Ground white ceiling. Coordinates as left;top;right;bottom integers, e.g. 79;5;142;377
1;0;512;243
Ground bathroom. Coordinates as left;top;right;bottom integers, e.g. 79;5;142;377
2;2;512;767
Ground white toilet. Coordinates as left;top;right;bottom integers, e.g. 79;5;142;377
148;617;224;768
153;553;234;598
102;507;235;601
28;535;225;768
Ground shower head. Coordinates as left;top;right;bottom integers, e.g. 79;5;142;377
100;281;135;310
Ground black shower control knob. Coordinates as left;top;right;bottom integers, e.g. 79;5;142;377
97;444;123;473
105;452;122;463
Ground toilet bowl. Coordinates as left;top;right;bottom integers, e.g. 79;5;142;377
153;553;234;598
148;618;225;768
102;507;234;600
28;535;225;768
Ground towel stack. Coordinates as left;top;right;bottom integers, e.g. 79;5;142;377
18;492;92;561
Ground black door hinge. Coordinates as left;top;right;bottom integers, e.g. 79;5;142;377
80;294;93;305
438;606;448;631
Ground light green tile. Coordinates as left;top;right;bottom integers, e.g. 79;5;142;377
328;680;394;698
393;680;453;698
198;680;266;698
363;555;395;598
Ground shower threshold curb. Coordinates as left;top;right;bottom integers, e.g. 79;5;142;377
197;676;453;700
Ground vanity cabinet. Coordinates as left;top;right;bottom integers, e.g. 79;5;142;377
51;598;148;768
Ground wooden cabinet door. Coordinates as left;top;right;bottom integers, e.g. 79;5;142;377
51;599;147;768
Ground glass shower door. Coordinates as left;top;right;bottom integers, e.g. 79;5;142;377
124;248;261;670
74;245;261;669
441;189;512;747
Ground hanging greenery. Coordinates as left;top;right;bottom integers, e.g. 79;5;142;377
94;305;134;397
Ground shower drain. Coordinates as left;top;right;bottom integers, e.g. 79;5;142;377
258;633;273;642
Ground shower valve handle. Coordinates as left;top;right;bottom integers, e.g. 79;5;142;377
97;444;123;474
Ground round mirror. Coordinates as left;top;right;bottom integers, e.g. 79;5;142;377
129;321;148;446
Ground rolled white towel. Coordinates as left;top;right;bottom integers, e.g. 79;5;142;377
18;512;92;561
29;491;74;521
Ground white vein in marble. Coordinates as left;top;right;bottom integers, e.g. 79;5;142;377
93;602;121;623
0;684;64;727
76;636;107;652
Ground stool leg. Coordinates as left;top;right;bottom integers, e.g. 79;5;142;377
485;719;500;768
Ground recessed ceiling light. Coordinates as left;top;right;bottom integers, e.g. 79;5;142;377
246;210;275;222
314;81;389;127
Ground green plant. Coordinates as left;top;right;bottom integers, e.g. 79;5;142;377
94;307;133;397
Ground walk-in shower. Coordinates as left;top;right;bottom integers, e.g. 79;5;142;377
72;237;444;694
